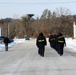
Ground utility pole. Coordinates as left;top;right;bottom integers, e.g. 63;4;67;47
7;20;10;38
7;22;9;38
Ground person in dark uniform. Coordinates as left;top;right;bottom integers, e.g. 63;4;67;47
57;33;66;56
52;34;57;50
49;34;54;48
36;32;47;57
4;37;10;51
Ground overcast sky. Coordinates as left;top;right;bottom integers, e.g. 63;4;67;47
0;0;76;19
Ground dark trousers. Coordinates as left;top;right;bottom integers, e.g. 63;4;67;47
5;43;8;51
58;43;64;55
38;46;45;56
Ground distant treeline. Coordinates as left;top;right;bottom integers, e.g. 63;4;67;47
0;8;76;38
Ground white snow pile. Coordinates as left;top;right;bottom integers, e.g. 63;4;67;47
66;38;76;52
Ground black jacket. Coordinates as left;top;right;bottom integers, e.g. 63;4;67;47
36;33;47;47
4;37;10;44
58;36;66;46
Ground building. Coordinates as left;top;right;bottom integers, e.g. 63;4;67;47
73;20;76;39
0;20;3;36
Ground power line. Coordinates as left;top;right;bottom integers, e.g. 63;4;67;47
0;1;76;5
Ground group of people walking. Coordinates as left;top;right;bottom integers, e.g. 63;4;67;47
36;32;66;57
49;33;66;56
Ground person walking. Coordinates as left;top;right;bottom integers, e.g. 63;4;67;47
36;32;47;57
57;33;66;56
3;37;10;51
49;34;54;48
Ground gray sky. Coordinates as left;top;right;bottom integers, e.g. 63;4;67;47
0;0;76;19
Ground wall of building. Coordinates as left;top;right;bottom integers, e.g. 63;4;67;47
73;21;76;39
0;28;1;36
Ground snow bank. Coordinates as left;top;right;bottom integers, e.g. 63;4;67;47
66;38;76;52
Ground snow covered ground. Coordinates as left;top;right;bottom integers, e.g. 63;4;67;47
0;38;76;53
65;38;76;52
0;37;76;75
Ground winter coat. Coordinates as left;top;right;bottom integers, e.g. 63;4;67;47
57;36;66;46
4;37;10;44
36;33;47;48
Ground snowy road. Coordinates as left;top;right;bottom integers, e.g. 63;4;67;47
0;39;76;75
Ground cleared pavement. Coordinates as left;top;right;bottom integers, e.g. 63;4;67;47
0;39;76;75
